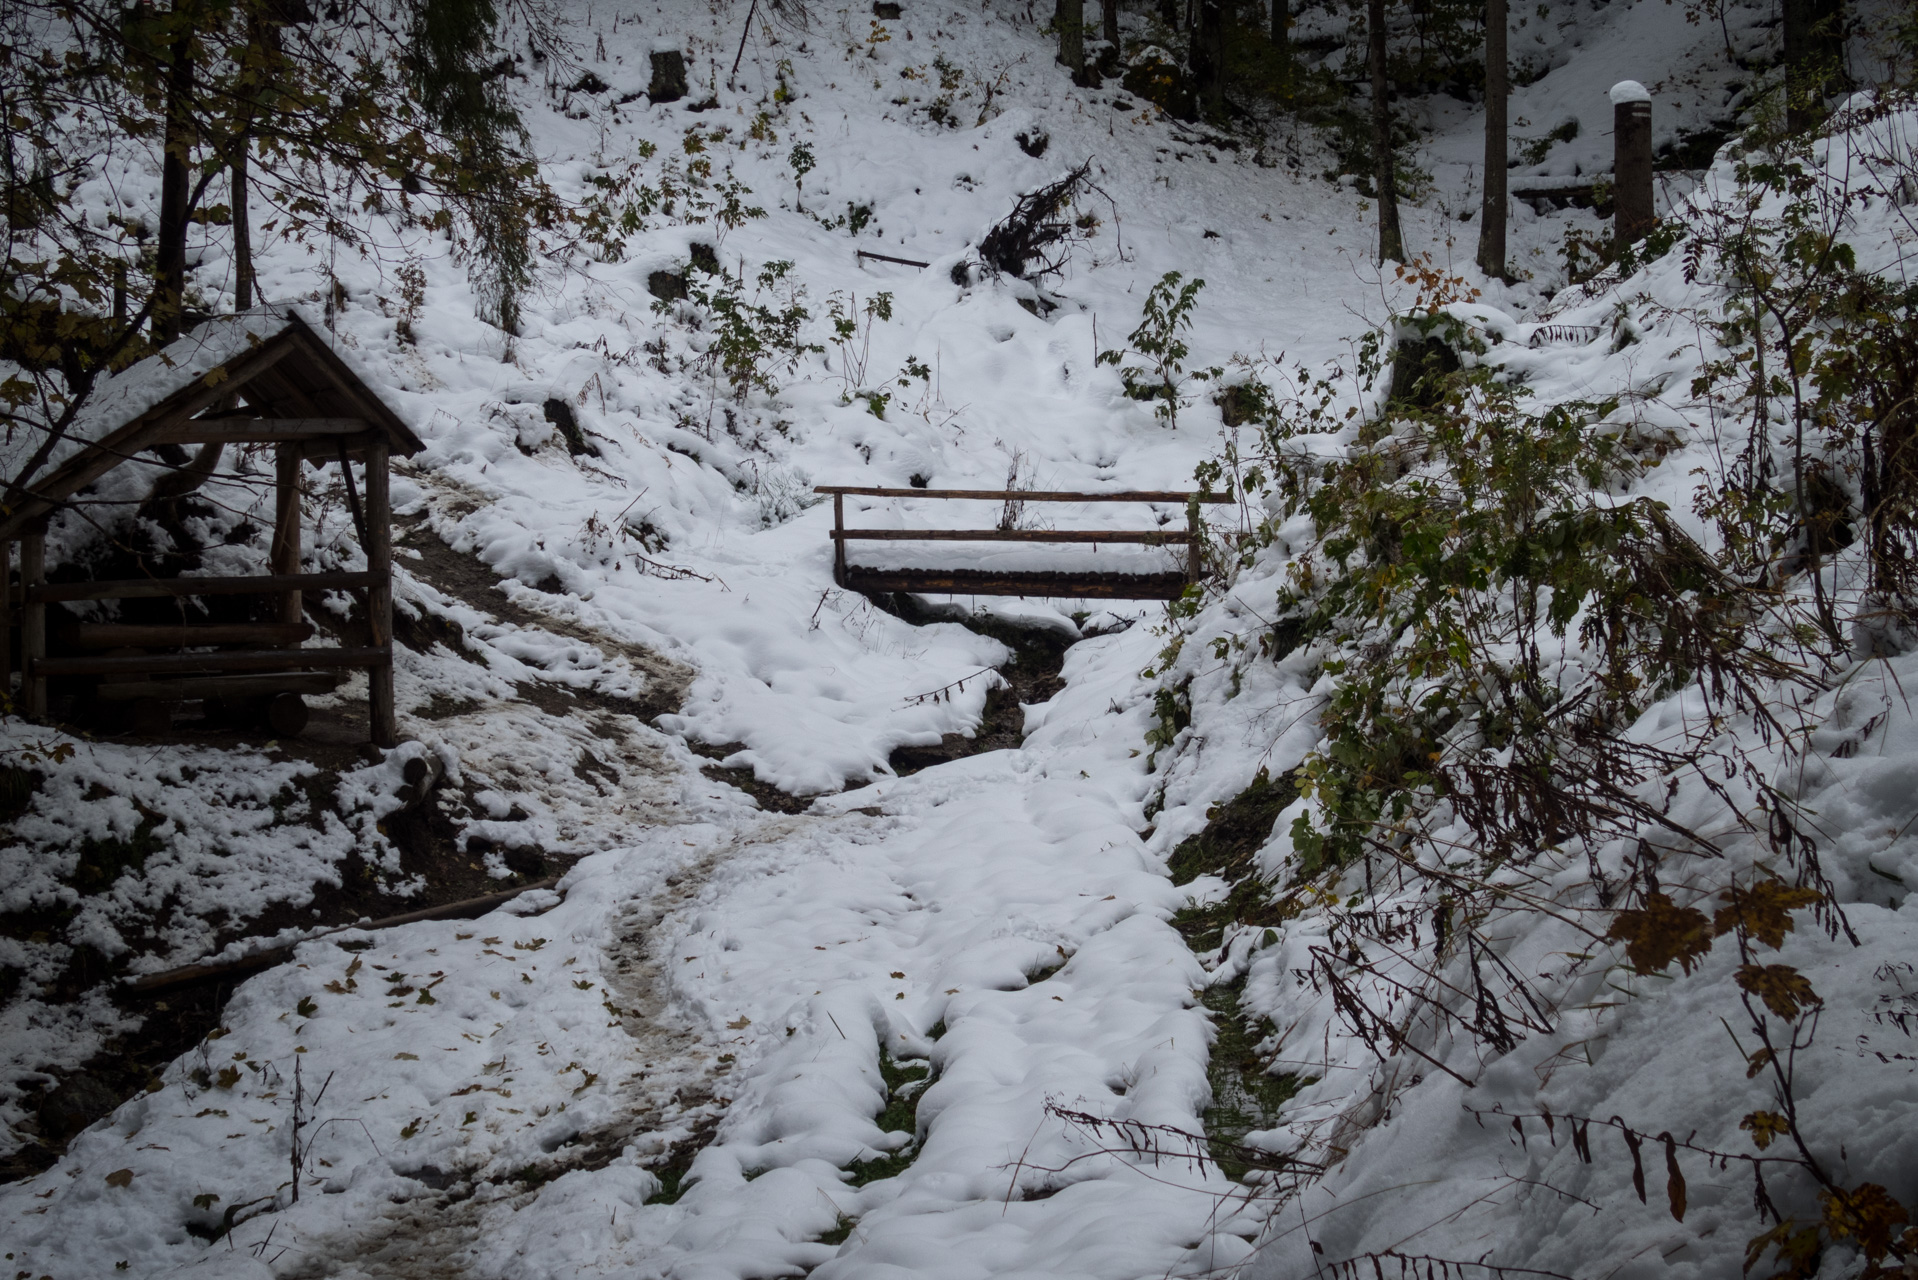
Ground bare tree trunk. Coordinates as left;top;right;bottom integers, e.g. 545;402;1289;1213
154;28;195;344
1104;0;1119;48
1193;0;1224;117
1368;0;1405;263
232;142;254;311
1271;0;1290;85
1159;0;1177;29
1783;0;1845;135
1060;0;1085;76
1476;0;1506;280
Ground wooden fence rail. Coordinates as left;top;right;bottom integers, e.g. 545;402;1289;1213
814;486;1230;601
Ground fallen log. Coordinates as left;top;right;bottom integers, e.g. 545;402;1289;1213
124;875;562;996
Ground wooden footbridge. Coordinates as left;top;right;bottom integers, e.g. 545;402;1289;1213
816;485;1231;601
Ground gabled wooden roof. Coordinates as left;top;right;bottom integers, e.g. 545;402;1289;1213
0;305;422;543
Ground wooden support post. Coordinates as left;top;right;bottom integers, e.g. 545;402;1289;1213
833;493;848;588
1612;81;1654;246
21;527;46;720
363;439;396;748
271;444;302;642
1187;511;1203;585
0;541;10;706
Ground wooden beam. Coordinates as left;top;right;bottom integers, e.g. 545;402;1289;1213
830;528;1194;544
33;646;388;677
156;417;371;445
813;486;1232;503
26;570;374;604
0;332;297;544
364;437;397;749
75;622;313;650
21;531;45;718
840;567;1191;600
94;671;344;702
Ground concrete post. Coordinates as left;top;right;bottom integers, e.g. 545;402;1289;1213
1612;80;1654;246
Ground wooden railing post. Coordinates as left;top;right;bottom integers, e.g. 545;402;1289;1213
21;524;46;720
833;492;847;588
271;444;302;643
363;439;396;748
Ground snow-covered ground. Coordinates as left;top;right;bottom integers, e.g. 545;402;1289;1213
6;0;1916;1275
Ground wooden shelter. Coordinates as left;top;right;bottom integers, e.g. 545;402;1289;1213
817;486;1232;600
0;307;423;746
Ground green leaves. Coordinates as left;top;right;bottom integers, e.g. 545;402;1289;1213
1117;271;1206;428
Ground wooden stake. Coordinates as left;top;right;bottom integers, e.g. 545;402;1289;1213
1613;83;1655;245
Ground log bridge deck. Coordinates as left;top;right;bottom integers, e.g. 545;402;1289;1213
815;486;1231;601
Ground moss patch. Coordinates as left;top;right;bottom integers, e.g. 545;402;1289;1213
848;1052;930;1186
1198;980;1310;1180
1167;768;1298;887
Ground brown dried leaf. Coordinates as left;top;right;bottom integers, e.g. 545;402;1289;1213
1606;894;1714;975
1736;964;1822;1020
1821;1183;1911;1262
1714;881;1824;950
1662;1133;1687;1222
104;1168;134;1188
1745;1047;1776;1079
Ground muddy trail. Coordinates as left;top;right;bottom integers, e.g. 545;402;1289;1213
1;481;699;1185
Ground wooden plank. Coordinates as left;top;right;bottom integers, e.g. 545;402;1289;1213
156;416;371;445
27;571;374;604
364;438;397;748
831;528;1193;544
33;646;388;677
814;486;1232;503
856;249;931;268
95;671;345;702
75;622;313;649
841;567;1191;600
123;875;563;995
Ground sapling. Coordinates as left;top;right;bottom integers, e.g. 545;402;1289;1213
1103;271;1208;427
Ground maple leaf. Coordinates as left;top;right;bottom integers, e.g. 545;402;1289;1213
1606;893;1714;975
1714;880;1823;950
1736;963;1822;1020
1740;1110;1789;1150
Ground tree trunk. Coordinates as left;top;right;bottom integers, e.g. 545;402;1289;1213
154;27;195;344
1193;0;1224;117
232;143;254;310
1104;0;1119;48
1271;0;1290;85
1060;0;1085;77
1476;0;1506;280
1159;0;1177;29
1783;0;1845;135
1368;0;1405;263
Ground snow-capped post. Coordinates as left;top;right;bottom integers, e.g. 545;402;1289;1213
1611;80;1654;245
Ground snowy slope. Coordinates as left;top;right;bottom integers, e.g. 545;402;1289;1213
5;0;1915;1276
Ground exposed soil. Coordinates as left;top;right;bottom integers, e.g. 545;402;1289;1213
877;594;1076;776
